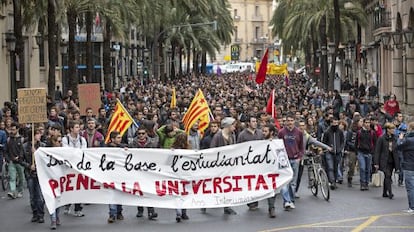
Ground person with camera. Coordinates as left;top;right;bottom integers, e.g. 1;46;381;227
394;112;407;186
396;121;414;214
374;123;400;199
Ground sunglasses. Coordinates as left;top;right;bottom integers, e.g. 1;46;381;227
137;132;146;135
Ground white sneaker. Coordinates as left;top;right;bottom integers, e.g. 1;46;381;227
284;202;294;210
74;211;85;217
16;192;23;198
403;208;414;214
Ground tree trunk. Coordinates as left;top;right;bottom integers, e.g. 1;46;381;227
103;20;112;92
47;0;57;99
178;46;183;77
201;51;207;74
13;0;25;91
320;15;328;90
67;8;78;98
186;47;191;74
86;11;93;83
330;0;341;91
171;43;176;80
192;48;197;74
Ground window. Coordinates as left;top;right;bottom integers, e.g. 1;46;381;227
234;9;238;16
131;29;135;40
235;26;238;39
255;27;260;40
255;6;259;16
39;41;45;67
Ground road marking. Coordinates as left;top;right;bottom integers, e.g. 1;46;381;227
351;216;380;232
259;212;407;232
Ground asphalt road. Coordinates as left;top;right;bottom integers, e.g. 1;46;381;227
1;175;413;232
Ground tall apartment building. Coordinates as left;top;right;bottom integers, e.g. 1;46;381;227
215;0;276;63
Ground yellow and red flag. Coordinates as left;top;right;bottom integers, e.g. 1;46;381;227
182;89;211;134
105;99;136;143
170;87;177;109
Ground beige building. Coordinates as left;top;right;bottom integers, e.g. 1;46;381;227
216;0;277;63
363;0;414;113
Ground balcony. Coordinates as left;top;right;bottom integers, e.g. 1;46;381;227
234;15;241;22
251;14;263;22
373;11;391;30
250;38;266;44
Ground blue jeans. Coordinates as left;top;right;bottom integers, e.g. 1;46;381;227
398;151;404;183
8;162;25;193
357;152;372;184
404;170;414;210
50;208;60;222
27;176;45;217
324;152;340;183
282;159;299;203
109;204;122;217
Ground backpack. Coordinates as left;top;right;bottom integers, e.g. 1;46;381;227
64;135;83;147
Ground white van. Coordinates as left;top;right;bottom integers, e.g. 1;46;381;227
225;62;255;73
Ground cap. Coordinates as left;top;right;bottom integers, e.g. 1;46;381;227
221;117;235;128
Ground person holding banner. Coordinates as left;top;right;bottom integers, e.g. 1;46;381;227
129;127;158;220
209;117;238;215
107;131;127;223
262;123;278;218
61;120;87;217
171;133;191;222
22;128;46;223
237;115;263;211
48;134;63;229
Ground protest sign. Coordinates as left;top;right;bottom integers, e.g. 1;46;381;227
17;88;47;124
78;83;101;115
35;140;293;213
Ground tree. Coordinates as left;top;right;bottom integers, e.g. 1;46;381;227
270;0;367;90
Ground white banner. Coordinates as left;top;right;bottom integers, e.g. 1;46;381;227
35;140;293;213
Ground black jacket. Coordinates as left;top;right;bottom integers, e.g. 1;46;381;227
6;135;25;163
322;127;345;154
397;132;414;171
374;134;400;172
22;141;46;177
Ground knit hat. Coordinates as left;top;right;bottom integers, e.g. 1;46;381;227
221;117;235;128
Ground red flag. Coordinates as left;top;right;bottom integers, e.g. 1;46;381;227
255;48;269;84
266;89;281;129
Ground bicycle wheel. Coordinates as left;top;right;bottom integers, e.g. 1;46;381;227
1;163;9;191
318;168;330;201
310;180;318;196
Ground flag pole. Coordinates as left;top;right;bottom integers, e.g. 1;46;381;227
272;89;275;119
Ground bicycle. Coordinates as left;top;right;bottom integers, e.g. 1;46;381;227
303;151;330;201
1;161;9;191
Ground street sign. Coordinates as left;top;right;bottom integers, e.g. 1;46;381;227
231;45;240;61
17;88;47;124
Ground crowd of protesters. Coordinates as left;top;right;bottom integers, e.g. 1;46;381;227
1;70;414;230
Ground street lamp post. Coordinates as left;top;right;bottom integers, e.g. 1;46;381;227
60;40;68;94
5;31;17;102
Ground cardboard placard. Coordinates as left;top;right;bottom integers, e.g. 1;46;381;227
17;88;47;124
78;83;101;116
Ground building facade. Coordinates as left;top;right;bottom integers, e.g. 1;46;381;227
363;0;414;113
216;0;277;63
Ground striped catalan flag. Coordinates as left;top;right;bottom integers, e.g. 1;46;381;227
104;99;135;144
170;87;177;109
182;89;211;134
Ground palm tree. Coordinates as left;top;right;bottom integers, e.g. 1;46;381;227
12;0;25;93
270;0;366;90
